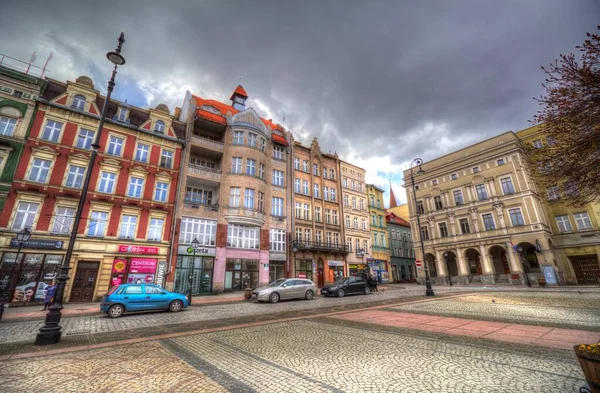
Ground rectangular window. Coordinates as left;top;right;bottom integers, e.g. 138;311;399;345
120;215;138;239
472;167;480;173
42;120;62;142
432;180;438;186
380;233;385;247
345;215;350;227
416;200;424;215
330;169;335;179
497;159;505;166
555;215;573;233
305;229;311;243
294;157;300;170
246;159;256;176
302;160;308;172
420;226;429;241
451;173;457;180
117;108;127;122
295;202;302;218
0;116;17;136
98;171;116;193
313;183;320;198
154;182;168;202
509;208;525;226
482;213;495;231
501;177;515;194
333;210;339;225
313;163;319;176
546;136;556;146
51;206;75;234
231;157;242;174
273;145;284;160
547;185;560;201
128;177;144;198
244;188;255;209
272;197;283;216
434;196;443;210
270;229;286;252
453;190;464;205
331;189;336;202
475;184;488;200
459;218;470;234
179;217;216;245
148;218;164;241
532;139;543;149
12;202;39;230
295;228;302;241
88;211;108;237
185;187;212;205
315;206;321;222
316;231;323;244
574;212;593;231
272;170;284;186
303;203;310;220
227;224;259;249
160;150;174;168
294;178;301;193
361;219;366;230
28;158;51;183
135;143;150;163
229;187;240;207
303;180;309;195
326;209;332;224
355;239;361;252
76;128;94;150
324;187;329;200
233;131;244;145
107;135;124;156
323;167;328;179
259;163;265;180
438;222;449;238
248;133;257;148
373;232;379;247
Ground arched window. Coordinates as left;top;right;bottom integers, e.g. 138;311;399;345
154;120;165;133
72;95;86;110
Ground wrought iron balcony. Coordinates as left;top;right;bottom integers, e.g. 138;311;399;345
291;240;349;254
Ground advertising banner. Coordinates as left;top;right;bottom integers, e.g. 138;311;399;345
155;261;167;287
118;245;159;254
127;273;155;284
129;258;157;274
112;258;128;274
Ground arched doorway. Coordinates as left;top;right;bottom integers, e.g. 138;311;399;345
489;246;511;275
465;248;483;275
444;251;459;278
516;242;541;273
425;253;437;278
317;258;324;287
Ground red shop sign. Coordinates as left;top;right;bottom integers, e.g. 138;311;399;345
129;258;158;274
112;258;127;273
118;245;159;254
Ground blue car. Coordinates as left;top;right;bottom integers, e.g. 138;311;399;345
100;284;189;318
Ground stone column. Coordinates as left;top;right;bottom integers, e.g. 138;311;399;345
479;244;495;285
435;249;449;284
456;248;470;283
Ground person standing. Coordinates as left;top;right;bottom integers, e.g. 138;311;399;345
42;281;56;311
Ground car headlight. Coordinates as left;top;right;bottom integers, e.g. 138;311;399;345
328;287;337;291
259;290;269;295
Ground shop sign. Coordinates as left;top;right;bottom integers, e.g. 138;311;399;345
112;258;127;274
177;245;216;257
328;260;344;266
10;238;63;250
348;264;365;269
542;265;557;285
118;245;159;254
128;273;154;284
298;272;307;278
129;258;157;274
269;253;286;261
155;261;167;287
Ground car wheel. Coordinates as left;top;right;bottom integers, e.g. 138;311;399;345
337;289;345;297
305;290;314;300
269;292;280;303
364;286;371;295
169;300;183;312
108;304;124;318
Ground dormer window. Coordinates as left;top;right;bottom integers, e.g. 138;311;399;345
117;107;128;122
72;95;86;110
154;120;165;133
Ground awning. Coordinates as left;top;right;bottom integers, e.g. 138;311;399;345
272;133;288;146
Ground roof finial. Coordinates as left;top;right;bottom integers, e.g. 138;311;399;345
239;77;242;86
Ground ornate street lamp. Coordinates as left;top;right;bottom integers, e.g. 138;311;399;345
35;33;126;345
188;238;200;305
516;246;532;287
410;158;434;296
0;228;31;322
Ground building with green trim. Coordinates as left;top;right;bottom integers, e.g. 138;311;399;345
0;65;46;211
366;184;391;283
386;211;416;282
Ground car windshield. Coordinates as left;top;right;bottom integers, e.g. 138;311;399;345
268;279;287;287
333;277;348;284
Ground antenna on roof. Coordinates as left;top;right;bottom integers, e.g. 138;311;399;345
239;77;242;85
25;52;36;74
41;52;53;78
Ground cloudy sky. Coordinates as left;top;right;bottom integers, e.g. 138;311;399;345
1;0;597;206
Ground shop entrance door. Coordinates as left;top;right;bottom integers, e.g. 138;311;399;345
70;262;99;302
569;255;600;285
317;259;324;287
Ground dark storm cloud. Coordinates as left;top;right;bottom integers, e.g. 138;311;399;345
1;0;597;167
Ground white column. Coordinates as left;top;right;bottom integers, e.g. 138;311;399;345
435;250;447;276
507;247;522;273
479;244;494;274
456;248;469;276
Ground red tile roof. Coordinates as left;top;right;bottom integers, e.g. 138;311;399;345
272;133;288;146
386;212;410;227
229;85;248;100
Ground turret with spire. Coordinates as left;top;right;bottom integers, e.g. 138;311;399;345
389;181;398;208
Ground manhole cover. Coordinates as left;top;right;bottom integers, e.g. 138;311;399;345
65;330;91;336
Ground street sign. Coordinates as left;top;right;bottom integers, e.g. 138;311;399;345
415;260;422;267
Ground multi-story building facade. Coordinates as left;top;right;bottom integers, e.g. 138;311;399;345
0;65;46;211
340;161;370;276
174;86;292;293
403;132;563;286
0;75;185;304
366;184;391;282
517;125;600;285
386;211;416;282
290;137;347;286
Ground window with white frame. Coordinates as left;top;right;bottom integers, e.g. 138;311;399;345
345;215;350;227
361;218;366;230
270;229;286;252
313;183;320;198
302;160;308;172
574;212;593;231
532;139;543;149
330;169;334;179
160;150;174;168
51;206;75;234
260;138;266;152
28;158;51;183
351;180;356;190
343;194;349;206
273;170;284;186
244;188;255;209
272;197;284;216
135;143;150;162
359;199;365;210
355;239;361;252
555;215;573;233
343;178;347;188
88;211;108;237
273;145;284;160
315;206;321;222
324;187;329;200
179;217;216;245
76;128;94;150
305;229;311;242
107;135;124;156
303;203;310;220
303;180;309;195
323;168;328;179
295;202;302;218
294;157;300;170
248;133;257;148
316;230;323;244
41;120;62;142
65;165;85;188
294;178;300;193
352;197;357;209
233;131;244;145
12;201;39;230
0;116;17;136
229;187;240;207
482;213;495;231
475;184;488;200
98;171;116;193
72;94;86;110
246;159;256;176
227;224;259;249
185;187;212;204
501;177;515;194
154;120;165;133
148;218;164;241
354;217;358;228
508;208;525;226
117;107;128;122
259;163;265;180
380;233;386;247
154;181;169;202
331;188;336;201
128;177;144;198
325;209;331;224
231;157;242;174
363;239;368;252
120;215;138;239
295;227;302;241
333;210;339;225
453;190;464;205
313;163;319;176
497;158;505;166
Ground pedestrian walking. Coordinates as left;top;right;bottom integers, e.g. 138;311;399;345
369;274;378;293
42;281;56;311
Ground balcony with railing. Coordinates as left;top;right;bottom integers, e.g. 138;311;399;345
291;240;349;254
191;135;224;152
187;164;221;183
224;206;266;226
183;194;218;211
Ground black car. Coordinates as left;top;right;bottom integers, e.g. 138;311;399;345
320;276;370;297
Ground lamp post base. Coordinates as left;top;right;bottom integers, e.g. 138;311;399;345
425;289;435;296
35;305;64;345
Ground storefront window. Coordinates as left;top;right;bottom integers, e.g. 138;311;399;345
174;256;214;295
0;252;63;303
295;259;313;281
269;262;285;284
224;259;258;291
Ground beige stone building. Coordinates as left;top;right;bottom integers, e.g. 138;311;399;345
403;132;564;286
290;138;347;286
340;161;371;276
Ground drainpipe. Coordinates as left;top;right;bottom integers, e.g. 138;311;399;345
288;136;295;278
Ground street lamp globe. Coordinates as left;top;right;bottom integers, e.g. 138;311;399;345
16;228;31;243
106;52;126;65
191;238;200;249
